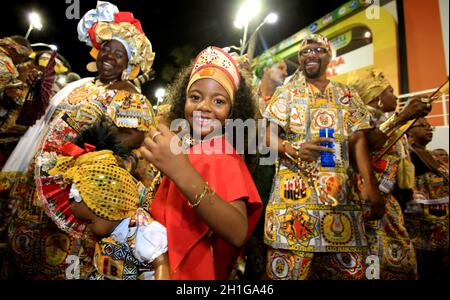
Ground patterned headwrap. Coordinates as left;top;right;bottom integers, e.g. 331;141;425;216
299;33;332;55
253;52;282;79
0;37;32;57
347;68;391;104
77;1;155;80
63;150;139;221
187;46;241;102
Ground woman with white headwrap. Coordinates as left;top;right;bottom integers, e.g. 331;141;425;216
1;1;156;279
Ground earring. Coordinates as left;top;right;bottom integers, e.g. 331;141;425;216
377;96;383;109
121;69;129;81
86;61;97;73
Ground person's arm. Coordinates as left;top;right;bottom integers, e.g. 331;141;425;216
265;121;334;162
349;131;385;220
365;98;432;151
140;124;248;248
169;163;248;247
265;121;291;157
364;128;389;152
153;253;171;280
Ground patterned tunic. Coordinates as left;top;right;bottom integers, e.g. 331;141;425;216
263;70;371;253
4;79;155;279
0;49;24;152
364;109;418;279
404;150;449;252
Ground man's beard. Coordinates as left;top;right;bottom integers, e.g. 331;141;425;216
273;78;284;86
302;61;322;79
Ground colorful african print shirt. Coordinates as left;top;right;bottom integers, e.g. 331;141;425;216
363;108;418;279
405;150;449;251
263;70;371;253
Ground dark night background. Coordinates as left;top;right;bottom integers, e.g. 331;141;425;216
1;0;348;104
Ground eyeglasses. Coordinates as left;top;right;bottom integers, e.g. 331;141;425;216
410;124;435;131
299;47;329;56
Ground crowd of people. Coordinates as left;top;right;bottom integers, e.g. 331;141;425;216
0;1;448;280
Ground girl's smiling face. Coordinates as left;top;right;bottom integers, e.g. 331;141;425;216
184;78;232;138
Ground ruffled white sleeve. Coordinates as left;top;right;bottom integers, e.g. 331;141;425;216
133;221;168;264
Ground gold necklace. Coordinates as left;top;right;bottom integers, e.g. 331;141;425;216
94;78;119;87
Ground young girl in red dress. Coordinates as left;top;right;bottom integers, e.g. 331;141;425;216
140;46;263;280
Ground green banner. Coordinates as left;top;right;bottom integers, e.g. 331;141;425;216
253;0;371;67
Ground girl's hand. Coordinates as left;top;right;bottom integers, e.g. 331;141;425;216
139;124;191;181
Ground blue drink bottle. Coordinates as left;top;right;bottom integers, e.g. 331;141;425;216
319;128;335;167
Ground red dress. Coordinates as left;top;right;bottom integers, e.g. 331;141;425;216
151;135;263;279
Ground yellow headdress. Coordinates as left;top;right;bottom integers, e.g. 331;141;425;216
31;51;70;74
77;1;155;80
49;149;139;221
347;68;391;105
187;46;241;102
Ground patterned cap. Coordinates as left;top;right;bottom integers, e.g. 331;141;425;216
299;33;332;54
347;68;391;104
187;46;241;102
253;52;282;79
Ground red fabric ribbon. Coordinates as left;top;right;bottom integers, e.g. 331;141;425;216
88;23;101;49
114;12;143;33
372;157;388;173
87;12;144;49
60;142;96;157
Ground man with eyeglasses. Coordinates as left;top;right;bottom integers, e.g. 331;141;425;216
405;117;449;280
262;33;382;279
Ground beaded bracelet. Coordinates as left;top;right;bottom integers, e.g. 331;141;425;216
379;112;399;136
281;140;289;151
281;139;338;207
